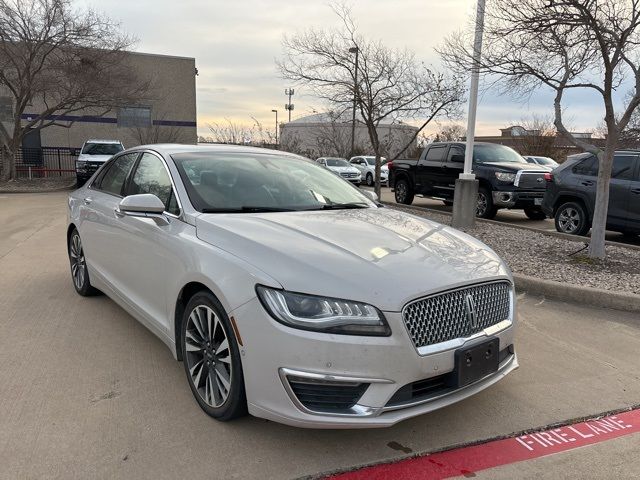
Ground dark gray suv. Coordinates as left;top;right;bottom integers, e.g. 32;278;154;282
541;151;640;236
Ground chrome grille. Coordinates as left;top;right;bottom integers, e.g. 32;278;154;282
402;282;511;348
516;172;546;190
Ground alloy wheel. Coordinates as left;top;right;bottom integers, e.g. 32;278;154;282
69;233;86;290
558;207;580;233
366;173;373;186
185;305;233;408
477;192;488;217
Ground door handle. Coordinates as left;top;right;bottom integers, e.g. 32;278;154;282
83;197;93;205
631;188;640;194
581;181;594;186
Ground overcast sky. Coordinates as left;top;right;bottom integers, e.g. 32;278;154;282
81;0;606;138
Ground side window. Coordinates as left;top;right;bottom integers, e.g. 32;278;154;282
446;145;465;162
612;155;636;180
127;153;180;215
97;153;138;196
425;146;446;162
573;156;598;176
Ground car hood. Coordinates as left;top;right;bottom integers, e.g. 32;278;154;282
78;154;112;163
328;166;360;174
480;162;547;172
195;208;510;311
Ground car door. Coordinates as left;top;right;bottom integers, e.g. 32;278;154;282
442;144;465;195
114;151;187;331
416;144;448;196
627;156;640;232
79;152;139;287
607;153;635;229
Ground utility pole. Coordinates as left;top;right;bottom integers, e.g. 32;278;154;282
285;88;295;122
451;0;485;229
349;46;359;157
271;109;278;146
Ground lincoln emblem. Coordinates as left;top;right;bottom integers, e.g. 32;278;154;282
465;294;478;329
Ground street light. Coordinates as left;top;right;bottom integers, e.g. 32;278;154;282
271;109;278;146
349;46;359;157
451;0;485;229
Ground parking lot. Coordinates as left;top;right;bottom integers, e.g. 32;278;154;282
1;192;640;479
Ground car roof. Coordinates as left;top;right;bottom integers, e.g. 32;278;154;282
128;143;307;159
84;139;123;144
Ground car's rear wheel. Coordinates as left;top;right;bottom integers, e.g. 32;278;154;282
394;178;414;205
524;207;547;220
68;229;100;296
555;201;590;236
366;173;373;186
182;291;247;421
476;188;498;219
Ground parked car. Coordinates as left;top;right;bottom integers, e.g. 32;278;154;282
542;151;640;236
67;144;518;428
316;157;362;184
389;142;549;219
349;156;389;186
524;156;559;169
76;139;124;186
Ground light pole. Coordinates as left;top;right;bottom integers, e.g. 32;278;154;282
285;88;295;122
271;109;278;146
349;46;359;157
451;0;485;229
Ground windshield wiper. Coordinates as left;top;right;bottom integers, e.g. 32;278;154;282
201;206;296;213
318;202;370;210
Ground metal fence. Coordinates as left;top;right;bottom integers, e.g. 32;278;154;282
15;147;79;178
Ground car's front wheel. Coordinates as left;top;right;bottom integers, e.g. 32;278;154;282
68;228;100;296
366;173;374;186
182;291;247;421
476;188;498;219
555;201;590;236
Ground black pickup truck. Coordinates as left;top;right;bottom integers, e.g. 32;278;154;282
389;142;549;219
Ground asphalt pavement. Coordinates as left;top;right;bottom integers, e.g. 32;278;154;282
1;192;639;480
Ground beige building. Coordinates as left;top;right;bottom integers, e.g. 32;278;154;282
280;112;418;159
17;51;197;151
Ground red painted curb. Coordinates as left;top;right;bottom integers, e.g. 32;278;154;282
327;409;640;480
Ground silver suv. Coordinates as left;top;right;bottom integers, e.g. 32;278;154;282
349;156;389;186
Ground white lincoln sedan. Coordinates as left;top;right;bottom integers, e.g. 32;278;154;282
67;144;518;428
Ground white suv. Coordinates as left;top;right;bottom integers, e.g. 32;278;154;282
349;156;389;186
76;139;124;185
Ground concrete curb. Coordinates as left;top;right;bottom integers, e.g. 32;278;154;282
384;201;640;252
513;273;640;313
0;183;76;194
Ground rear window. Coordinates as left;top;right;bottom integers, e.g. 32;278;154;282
82;142;124;155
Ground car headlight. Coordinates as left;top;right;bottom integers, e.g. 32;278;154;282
494;172;516;183
256;286;390;336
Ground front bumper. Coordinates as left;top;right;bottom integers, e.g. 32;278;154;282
492;190;545;208
232;296;517;428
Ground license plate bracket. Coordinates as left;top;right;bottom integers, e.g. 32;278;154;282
534;198;543;205
453;338;500;388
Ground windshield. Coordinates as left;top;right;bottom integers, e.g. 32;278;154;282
536;157;556;166
365;157;387;166
81;143;124;155
326;159;349;167
172;152;375;212
473;144;526;164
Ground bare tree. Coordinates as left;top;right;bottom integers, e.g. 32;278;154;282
278;3;464;198
440;0;640;259
509;115;567;160
129;112;185;145
0;0;149;181
314;110;357;158
207;119;254;144
432;123;466;142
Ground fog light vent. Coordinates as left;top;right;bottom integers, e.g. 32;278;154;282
287;375;369;413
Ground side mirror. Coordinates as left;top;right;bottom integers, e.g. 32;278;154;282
116;194;169;225
450;154;465;163
362;189;379;203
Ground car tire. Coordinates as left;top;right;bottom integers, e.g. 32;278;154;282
477;188;498;219
443;200;453;207
182;291;247;421
366;173;373;187
524;207;547;220
394;178;414;205
68;228;101;296
554;201;590;236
